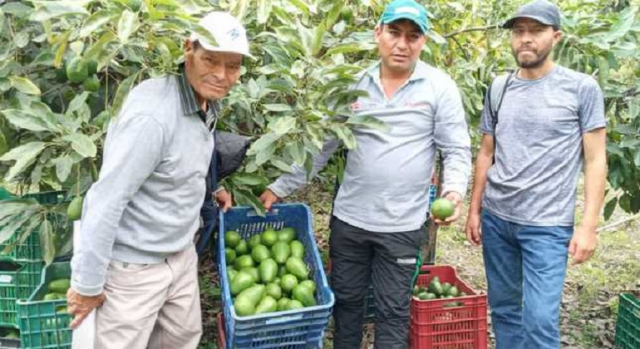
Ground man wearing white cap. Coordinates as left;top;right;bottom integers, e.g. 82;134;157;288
68;12;251;348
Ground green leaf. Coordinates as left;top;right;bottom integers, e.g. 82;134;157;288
270;158;293;173
232;174;264;186
63;133;97;158
635;150;640;167
311;22;326;57
234;188;265;217
55;155;74;182
30;1;89;22
16;214;43;245
0;142;46;182
255;144;276;166
117;10;140;43
65;91;90;117
84;32;117;63
263;104;292;112
2;2;33;16
39;218;55;265
257;0;272;24
248;133;281;156
0;131;8;157
80;9;118;38
269;116;297;135
332;125;356;149
296;20;313;57
0;208;35;246
285;142;306;165
289;0;312;16
9;76;41;95
325;43;370;56
0;201;34;227
111;71;140;116
603;197;617;221
1;109;49;132
606;6;636;41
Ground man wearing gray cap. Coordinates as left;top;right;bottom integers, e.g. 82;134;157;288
465;1;606;348
68;11;251;348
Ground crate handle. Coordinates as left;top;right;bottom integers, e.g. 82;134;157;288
265;313;303;325
246;208;280;217
0;275;13;283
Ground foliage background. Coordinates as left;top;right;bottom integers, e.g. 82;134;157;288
0;0;638;262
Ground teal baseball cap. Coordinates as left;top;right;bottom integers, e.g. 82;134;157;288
379;0;430;33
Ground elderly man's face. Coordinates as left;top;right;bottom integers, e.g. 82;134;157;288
184;40;243;101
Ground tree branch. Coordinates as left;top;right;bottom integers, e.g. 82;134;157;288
451;36;471;62
445;24;501;39
597;213;640;232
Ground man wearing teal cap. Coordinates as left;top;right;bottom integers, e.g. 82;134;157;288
260;0;471;347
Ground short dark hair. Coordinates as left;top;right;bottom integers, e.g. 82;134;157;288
192;40;201;51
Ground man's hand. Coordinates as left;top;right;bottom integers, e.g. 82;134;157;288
215;189;233;213
67;288;106;329
465;212;482;246
433;192;463;226
259;189;279;211
568;225;598;266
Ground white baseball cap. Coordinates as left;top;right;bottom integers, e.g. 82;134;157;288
189;12;253;58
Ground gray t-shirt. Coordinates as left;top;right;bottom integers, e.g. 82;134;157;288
480;66;606;226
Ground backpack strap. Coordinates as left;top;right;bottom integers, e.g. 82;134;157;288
487;72;514;163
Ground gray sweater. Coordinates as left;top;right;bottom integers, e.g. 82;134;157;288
270;61;471;232
71;73;213;296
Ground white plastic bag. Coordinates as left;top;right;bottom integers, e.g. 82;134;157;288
71;220;96;349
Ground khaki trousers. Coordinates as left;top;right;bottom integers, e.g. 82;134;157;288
95;245;202;349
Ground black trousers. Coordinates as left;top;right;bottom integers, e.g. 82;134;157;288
329;216;423;349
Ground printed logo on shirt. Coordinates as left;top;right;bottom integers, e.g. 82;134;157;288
350;101;383;111
405;101;430;109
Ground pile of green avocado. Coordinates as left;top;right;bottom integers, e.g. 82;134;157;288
224;227;317;317
42;278;70;314
412;276;469;307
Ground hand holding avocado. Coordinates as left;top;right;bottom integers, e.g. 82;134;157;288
431;192;463;226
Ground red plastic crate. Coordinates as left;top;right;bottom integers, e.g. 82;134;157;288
217;313;225;349
410;265;488;349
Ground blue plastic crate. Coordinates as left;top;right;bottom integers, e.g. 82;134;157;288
218;204;334;349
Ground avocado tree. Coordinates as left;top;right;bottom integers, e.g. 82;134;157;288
0;0;638;263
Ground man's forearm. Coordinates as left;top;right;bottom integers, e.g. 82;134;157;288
581;156;606;229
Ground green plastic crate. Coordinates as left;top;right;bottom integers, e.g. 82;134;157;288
17;262;72;349
0;262;43;327
0;191;71;263
0;326;21;348
615;293;640;349
0;187;14;201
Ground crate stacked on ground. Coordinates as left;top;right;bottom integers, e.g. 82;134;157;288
0;262;43;329
16;262;72;349
410;265;488;349
0;190;69;344
218;204;335;348
615;293;640;349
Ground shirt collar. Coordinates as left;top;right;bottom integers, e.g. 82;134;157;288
177;63;206;116
365;60;429;84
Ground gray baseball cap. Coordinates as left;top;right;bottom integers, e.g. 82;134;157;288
503;0;561;30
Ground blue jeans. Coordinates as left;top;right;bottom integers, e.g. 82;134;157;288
481;210;573;349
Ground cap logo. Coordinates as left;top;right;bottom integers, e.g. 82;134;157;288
227;28;240;40
395;6;420;16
